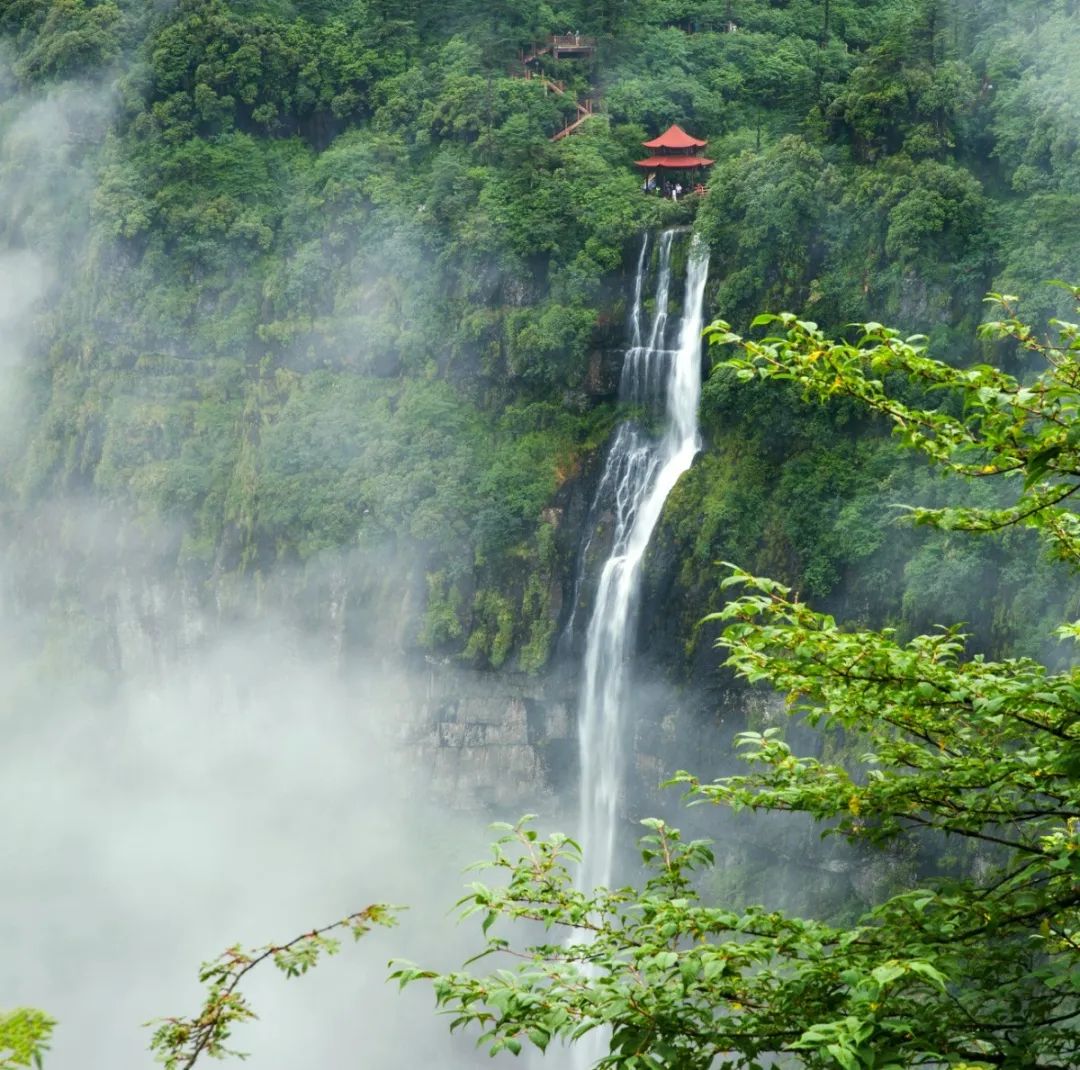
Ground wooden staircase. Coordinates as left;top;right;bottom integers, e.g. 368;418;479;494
521;43;552;65
551;97;596;141
515;36;600;142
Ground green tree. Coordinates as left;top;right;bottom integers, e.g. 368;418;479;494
0;1009;55;1070
148;906;396;1069
395;288;1080;1068
3;0;122;83
2;909;394;1070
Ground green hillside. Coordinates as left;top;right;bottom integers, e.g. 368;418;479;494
2;0;1078;670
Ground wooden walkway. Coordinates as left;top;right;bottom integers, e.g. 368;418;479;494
551;108;595;141
515;35;600;142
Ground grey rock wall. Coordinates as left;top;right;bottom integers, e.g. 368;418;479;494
396;664;576;812
2;498;733;818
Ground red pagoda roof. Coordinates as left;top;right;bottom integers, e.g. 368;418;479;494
642;124;707;150
635;155;714;169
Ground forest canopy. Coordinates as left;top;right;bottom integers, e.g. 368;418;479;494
2;0;1078;671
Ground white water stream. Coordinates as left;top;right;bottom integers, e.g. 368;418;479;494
568;228;708;1066
576;228;709;897
565;225;708;1062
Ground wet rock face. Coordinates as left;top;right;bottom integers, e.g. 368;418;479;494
3;496;737;818
4;512;578;815
583;347;623;399
398;665;577;812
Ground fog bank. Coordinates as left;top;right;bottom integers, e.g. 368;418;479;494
1;616;499;1068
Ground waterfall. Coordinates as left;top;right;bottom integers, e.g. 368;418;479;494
567;227;708;1065
576;228;709;896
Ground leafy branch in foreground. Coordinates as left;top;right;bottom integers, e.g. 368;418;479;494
0;1008;55;1070
708;284;1080;563
148;904;397;1070
400;291;1080;1069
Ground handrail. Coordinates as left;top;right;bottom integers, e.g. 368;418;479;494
551;112;598;142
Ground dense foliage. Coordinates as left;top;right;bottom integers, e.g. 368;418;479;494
394;292;1080;1069
4;3;1080;1066
2;0;1078;669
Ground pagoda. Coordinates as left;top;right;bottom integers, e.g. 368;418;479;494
635;123;714;173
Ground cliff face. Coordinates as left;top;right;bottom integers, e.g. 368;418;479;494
400;664;576;811
0;481;582;812
0;489;713;817
5;0;1080;817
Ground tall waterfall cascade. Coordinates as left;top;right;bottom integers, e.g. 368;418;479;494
576;228;710;895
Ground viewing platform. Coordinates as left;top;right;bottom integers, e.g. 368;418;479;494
521;34;598;65
550;33;597;57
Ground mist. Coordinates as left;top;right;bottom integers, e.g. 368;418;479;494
0;63;504;1070
1;566;519;1068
